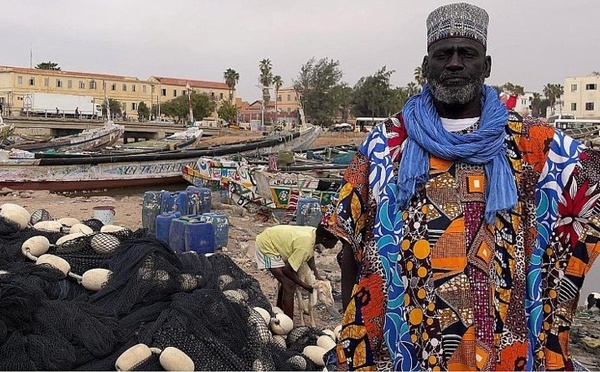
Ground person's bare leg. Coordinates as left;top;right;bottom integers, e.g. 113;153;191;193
270;268;297;318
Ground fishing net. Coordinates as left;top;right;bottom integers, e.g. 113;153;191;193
0;210;328;370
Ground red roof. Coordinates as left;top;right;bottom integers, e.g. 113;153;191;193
150;76;228;90
0;65;138;81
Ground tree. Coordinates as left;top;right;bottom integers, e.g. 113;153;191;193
137;102;150;121
406;82;420;97
351;66;397;118
414;66;426;86
592;71;600;76
543;83;564;115
35;61;61;70
223;68;239;102
161;93;216;123
102;98;122;118
259;58;273;108
217;101;238;124
293;57;345;125
273;75;283;122
530;92;543;117
502;82;525;96
332;83;353;123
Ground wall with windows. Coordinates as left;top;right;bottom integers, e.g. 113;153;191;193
563;75;600;118
275;86;300;117
0;66;233;121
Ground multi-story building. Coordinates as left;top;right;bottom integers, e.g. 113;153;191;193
0;65;232;122
563;75;600;119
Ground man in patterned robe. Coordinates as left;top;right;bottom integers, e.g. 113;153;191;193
327;2;600;371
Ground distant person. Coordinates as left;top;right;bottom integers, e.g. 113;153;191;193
326;2;600;370
123;111;127;121
0;102;3;115
56;107;59;117
254;224;338;318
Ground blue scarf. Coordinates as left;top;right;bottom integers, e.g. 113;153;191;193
398;84;516;223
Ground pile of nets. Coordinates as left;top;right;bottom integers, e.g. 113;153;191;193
0;203;337;370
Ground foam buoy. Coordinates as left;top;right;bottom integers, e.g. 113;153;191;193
33;220;64;233
90;233;121;254
69;223;94;235
101;224;127;233
253;307;271;326
21;236;50;257
0;203;30;230
272;306;284;315
159;346;195;372
81;268;112;291
321;329;336;342
271;335;287;349
269;313;293;335
334;324;342;341
56;232;85;246
303;345;327;367
115;343;153;371
317;335;337;351
36;254;70;278
58;217;80;227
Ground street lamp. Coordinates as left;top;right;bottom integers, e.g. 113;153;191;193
256;84;273;129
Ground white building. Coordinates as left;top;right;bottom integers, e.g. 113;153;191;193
563;75;600;119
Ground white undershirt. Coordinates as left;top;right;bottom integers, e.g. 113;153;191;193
440;117;480;132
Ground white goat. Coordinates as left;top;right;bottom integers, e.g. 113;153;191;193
295;262;335;327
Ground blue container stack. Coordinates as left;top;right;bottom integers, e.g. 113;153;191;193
296;197;323;227
199;212;229;249
185;221;215;254
142;191;165;235
143;186;224;255
155;211;181;245
169;216;199;253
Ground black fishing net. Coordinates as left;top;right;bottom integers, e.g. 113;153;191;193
0;214;327;370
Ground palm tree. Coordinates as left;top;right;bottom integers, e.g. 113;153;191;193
543;83;564;116
406;82;420;97
223;68;239;102
530;92;542;116
259;59;273;122
272;75;283;123
414;66;426;86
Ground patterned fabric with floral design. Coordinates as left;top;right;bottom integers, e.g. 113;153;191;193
327;112;600;371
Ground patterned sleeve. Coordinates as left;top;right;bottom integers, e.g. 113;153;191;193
326;151;370;253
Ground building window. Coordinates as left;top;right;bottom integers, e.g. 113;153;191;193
29;77;35;86
287;94;291;101
571;103;577;111
132;85;136;92
173;89;177;97
89;80;97;89
571;84;578;92
278;95;282;102
210;92;215;99
586;83;597;90
17;76;23;85
586;102;595;111
220;92;223;100
122;84;127;92
132;102;137;110
44;78;50;87
143;85;147;93
56;79;62;88
111;83;117;91
67;80;72;89
287;107;291;113
161;88;166;96
122;103;126;111
294;96;297;101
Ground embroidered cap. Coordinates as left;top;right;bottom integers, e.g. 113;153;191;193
426;2;489;48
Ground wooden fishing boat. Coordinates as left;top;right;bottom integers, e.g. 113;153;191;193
6;121;124;153
0;125;320;191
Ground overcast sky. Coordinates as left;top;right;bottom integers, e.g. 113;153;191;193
2;0;598;101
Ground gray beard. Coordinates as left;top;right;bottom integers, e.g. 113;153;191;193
429;75;485;105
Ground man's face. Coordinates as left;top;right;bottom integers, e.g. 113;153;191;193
423;37;491;105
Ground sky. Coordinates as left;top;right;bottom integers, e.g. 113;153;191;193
2;0;599;101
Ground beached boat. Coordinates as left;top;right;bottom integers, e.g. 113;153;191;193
0;114;15;144
0;124;319;191
6;120;124;153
